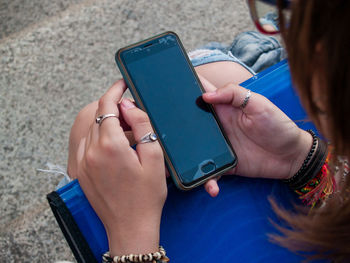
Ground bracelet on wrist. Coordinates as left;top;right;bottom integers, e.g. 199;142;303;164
282;130;328;189
289;136;327;190
282;130;335;206
283;129;318;186
102;246;169;263
295;150;336;207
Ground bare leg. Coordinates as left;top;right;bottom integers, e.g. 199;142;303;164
67;101;97;178
195;61;252;88
67;61;253;178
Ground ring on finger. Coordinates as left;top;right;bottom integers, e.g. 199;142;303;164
95;113;118;126
138;132;158;144
240;89;251;109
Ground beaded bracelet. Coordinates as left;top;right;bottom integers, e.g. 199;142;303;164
289;137;328;190
102;246;169;263
283;130;329;190
283;130;317;185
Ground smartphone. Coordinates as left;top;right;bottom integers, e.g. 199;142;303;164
115;32;237;190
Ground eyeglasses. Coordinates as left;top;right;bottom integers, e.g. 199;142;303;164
246;0;291;35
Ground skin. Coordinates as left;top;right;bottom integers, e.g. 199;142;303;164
69;61;312;257
68;61;254;196
76;85;166;255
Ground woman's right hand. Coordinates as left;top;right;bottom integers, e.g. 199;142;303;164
201;76;312;192
76;80;167;257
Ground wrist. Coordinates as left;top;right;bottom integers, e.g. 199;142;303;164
103;246;168;263
106;220;160;257
287;129;314;179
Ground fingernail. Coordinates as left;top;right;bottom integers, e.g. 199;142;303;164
122;99;135;109
209;187;218;197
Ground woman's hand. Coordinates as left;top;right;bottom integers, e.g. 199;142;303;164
76;80;167;256
201;76;312;196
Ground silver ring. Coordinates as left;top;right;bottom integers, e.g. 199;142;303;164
138;132;158;144
240;89;251;109
95;114;118;126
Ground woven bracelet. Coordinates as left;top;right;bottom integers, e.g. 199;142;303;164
295;151;335;206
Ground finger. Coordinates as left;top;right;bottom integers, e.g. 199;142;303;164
120;98;163;168
202;83;254;112
125;130;136;146
96;80;127;138
117;103;131;131
197;74;217;92
204;177;220;197
89;108;100;145
96;80;126;116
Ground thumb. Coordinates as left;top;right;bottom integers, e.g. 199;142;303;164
204;177;220;197
203;83;251;109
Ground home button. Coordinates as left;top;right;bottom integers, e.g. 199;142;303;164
201;161;216;174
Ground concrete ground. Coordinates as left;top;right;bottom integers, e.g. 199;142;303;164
0;0;253;261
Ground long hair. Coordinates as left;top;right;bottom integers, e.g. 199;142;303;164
271;0;350;261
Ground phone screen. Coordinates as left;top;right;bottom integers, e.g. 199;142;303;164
118;33;236;187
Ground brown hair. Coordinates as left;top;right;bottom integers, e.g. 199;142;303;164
271;0;350;261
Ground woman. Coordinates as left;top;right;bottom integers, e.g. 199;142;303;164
68;0;350;262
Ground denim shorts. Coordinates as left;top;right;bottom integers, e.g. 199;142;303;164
189;48;256;75
189;31;286;74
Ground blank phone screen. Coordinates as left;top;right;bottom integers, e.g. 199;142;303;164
119;34;236;185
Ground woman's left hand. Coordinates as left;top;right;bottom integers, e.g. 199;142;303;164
76;80;167;256
200;75;312;197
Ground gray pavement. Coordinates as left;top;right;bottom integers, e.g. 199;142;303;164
0;0;253;261
0;0;85;39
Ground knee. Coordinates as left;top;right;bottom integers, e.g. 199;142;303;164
68;100;98;178
73;100;98;130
